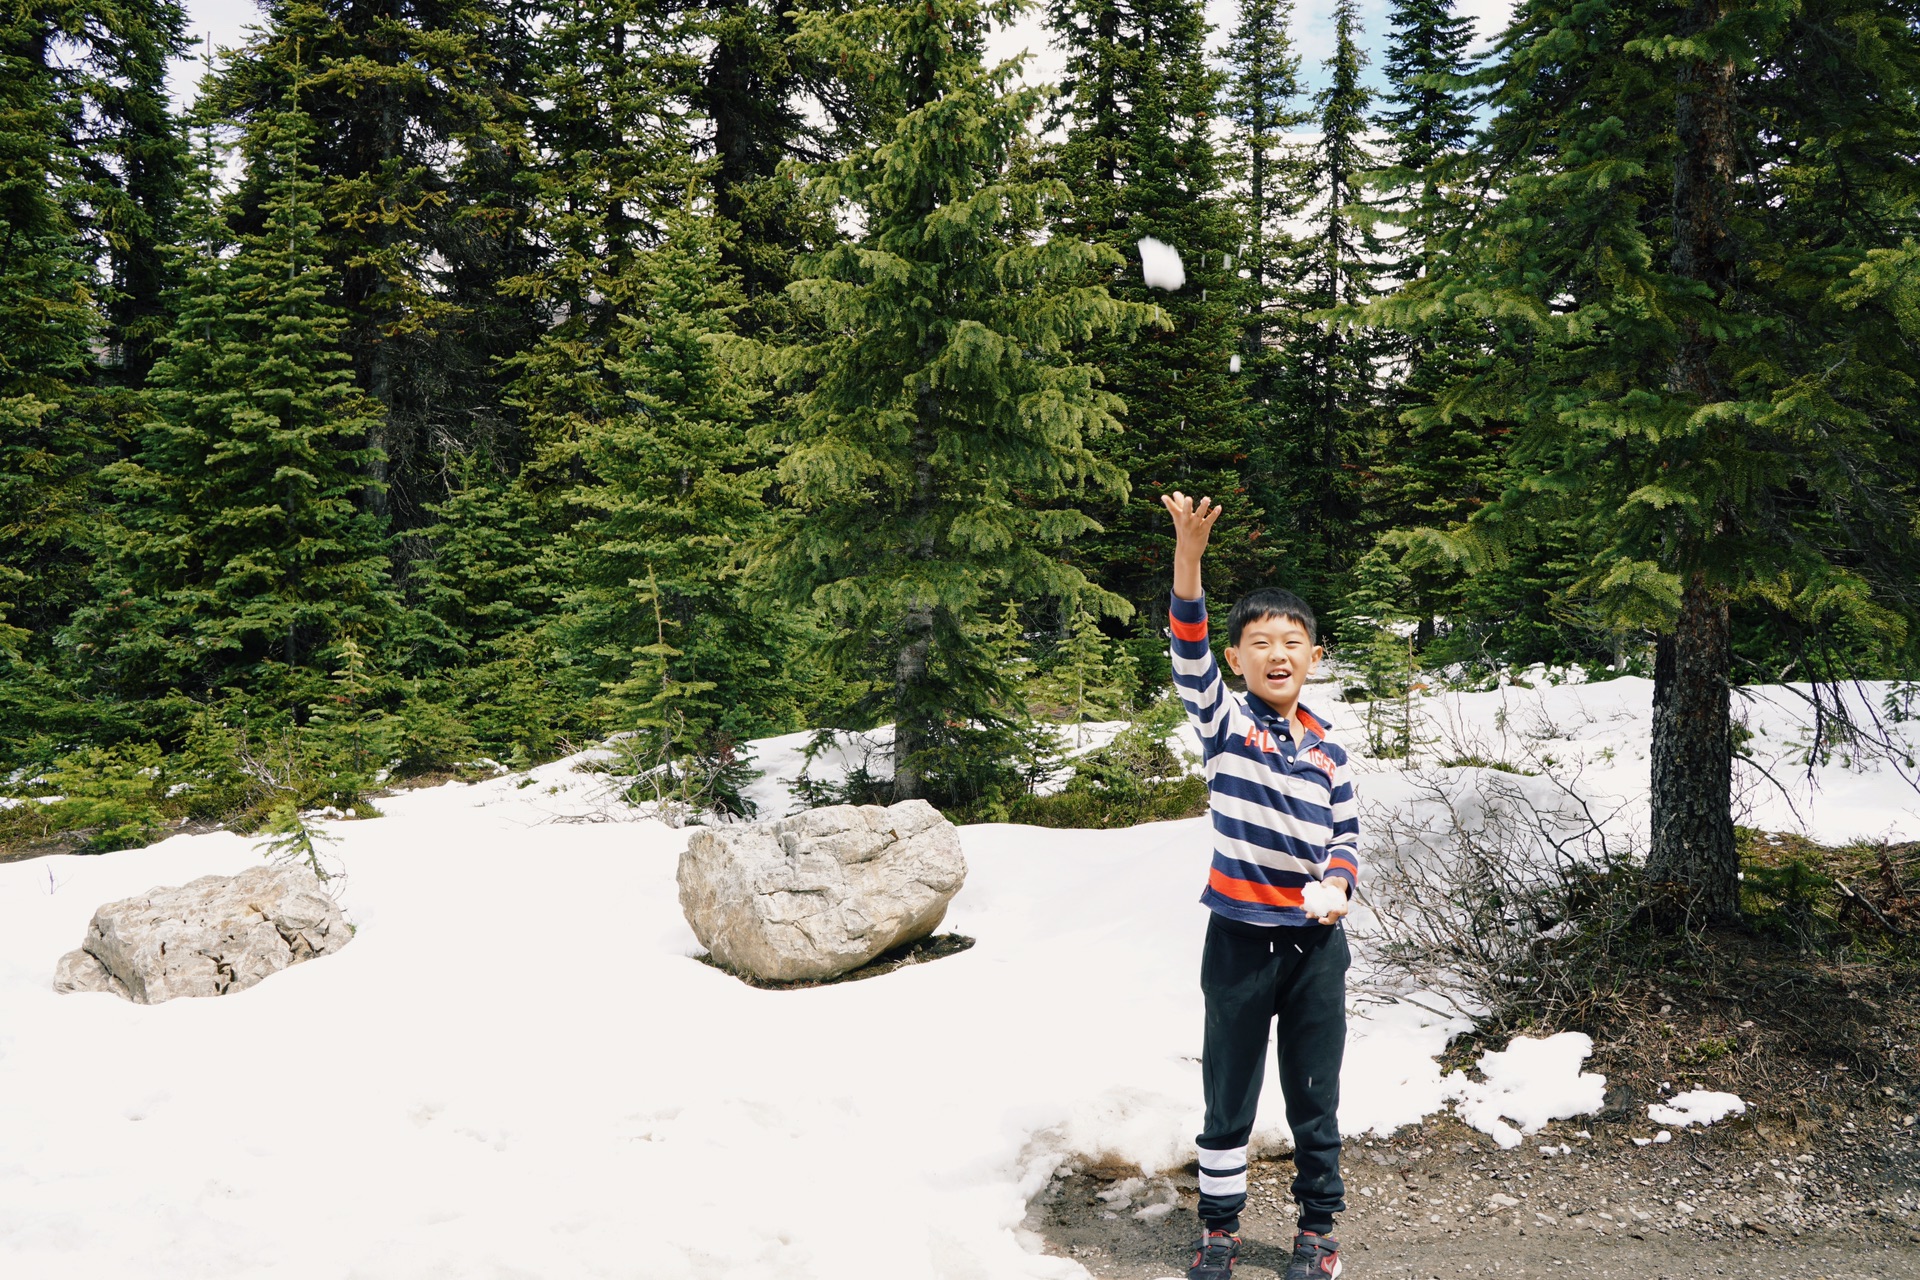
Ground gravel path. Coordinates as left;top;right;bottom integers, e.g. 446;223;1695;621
1027;1113;1920;1279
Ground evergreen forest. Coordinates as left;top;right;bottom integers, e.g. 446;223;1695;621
6;0;1920;918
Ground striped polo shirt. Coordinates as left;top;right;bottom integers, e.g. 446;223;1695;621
1170;592;1361;926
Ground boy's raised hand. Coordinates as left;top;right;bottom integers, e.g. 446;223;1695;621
1162;491;1220;602
1161;491;1221;551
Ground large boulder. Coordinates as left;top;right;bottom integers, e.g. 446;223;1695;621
53;866;352;1004
678;799;966;982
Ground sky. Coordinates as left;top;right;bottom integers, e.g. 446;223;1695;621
172;0;1518;110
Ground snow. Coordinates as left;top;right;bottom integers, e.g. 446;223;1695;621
1137;237;1185;291
1;674;1913;1277
1299;878;1345;919
1648;1090;1747;1128
1451;1033;1608;1150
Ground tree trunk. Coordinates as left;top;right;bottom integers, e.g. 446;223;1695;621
700;0;795;304
893;383;939;802
1645;0;1739;917
366;305;393;519
1645;572;1737;918
1094;8;1118;186
1246;36;1267;363
891;605;933;802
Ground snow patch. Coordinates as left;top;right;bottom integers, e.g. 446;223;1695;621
1648;1090;1746;1128
1449;1033;1608;1149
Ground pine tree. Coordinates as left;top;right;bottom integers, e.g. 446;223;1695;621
548;216;801;753
1353;0;1920;917
693;0;871;334
1046;0;1264;621
80;85;398;713
0;8;110;760
212;0;539;528
1375;0;1475;269
1350;0;1494;647
1221;0;1311;362
766;0;1158;803
14;0;192;384
1259;0;1382;606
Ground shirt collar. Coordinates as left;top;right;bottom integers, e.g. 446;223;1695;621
1243;694;1330;744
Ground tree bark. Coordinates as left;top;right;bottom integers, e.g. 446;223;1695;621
1645;0;1740;917
1646;572;1738;917
891;605;933;802
699;0;797;304
893;378;939;802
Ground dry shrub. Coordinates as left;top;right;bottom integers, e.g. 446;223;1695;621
1365;762;1652;1032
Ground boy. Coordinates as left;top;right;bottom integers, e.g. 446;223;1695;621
1161;491;1358;1280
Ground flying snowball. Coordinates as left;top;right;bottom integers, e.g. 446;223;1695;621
1137;237;1185;290
1229;354;1242;374
1300;879;1344;918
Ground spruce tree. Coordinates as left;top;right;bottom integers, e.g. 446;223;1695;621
212;0;538;528
80;86;398;713
1045;0;1263;621
1350;0;1494;647
546;216;801;756
694;0;872;334
1221;0;1311;362
1353;0;1920;917
1260;0;1382;605
407;468;587;761
14;0;192;384
505;0;704;496
1375;0;1475;268
767;0;1157;803
0;8;111;759
442;0;804;770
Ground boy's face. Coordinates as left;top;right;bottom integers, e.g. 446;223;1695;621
1224;613;1322;715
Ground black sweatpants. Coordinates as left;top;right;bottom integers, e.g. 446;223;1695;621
1195;912;1349;1235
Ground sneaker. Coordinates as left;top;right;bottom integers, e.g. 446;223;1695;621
1186;1228;1239;1280
1283;1231;1341;1280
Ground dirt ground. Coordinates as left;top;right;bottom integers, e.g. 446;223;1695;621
1028;1108;1920;1279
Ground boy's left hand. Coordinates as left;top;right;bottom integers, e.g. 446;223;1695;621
1313;880;1350;926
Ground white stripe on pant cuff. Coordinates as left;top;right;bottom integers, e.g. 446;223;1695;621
1198;1169;1248;1196
1196;1144;1249;1196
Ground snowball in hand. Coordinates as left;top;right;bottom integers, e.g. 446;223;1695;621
1300;879;1345;919
1137;237;1185;290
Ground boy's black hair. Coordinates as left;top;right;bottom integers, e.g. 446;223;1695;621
1226;588;1318;647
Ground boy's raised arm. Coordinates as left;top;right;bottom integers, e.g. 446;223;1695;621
1163;492;1231;759
1161;491;1221;601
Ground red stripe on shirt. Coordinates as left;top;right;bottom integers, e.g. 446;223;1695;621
1208;867;1306;908
1169;613;1208;643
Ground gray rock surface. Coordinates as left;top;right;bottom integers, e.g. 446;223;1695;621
53;866;351;1003
678;799;967;982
